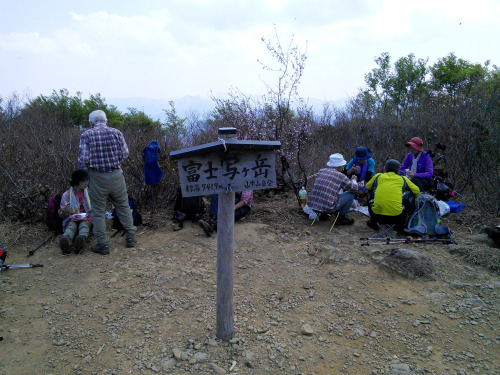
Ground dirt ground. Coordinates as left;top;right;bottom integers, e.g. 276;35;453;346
1;190;499;375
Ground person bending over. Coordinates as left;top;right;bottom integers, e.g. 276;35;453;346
344;146;375;205
306;153;358;225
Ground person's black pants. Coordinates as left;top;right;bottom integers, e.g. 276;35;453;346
368;207;407;232
412;177;433;193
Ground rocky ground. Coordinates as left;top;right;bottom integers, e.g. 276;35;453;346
1;190;499;375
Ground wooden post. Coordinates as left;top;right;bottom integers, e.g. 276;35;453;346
169;127;280;342
216;191;235;340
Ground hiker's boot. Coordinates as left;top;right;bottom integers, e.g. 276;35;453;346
126;232;137;248
74;235;87;254
366;219;379;230
337;215;355;225
198;219;212;237
92;243;110;255
59;235;72;255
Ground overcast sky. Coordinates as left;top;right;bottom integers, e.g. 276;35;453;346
1;0;498;104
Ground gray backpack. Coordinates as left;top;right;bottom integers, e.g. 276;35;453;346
404;193;450;236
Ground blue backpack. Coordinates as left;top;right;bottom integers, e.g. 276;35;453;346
113;196;143;230
404;193;450;237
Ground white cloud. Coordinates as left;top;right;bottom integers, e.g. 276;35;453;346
0;32;55;54
0;0;499;102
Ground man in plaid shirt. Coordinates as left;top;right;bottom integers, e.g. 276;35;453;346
307;153;358;225
78;110;137;255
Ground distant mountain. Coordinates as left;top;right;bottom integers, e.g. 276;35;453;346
108;95;348;121
108;95;215;121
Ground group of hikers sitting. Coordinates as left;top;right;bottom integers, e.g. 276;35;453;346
55;119;438;255
305;136;434;234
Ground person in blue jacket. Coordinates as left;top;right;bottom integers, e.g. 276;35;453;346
344;146;375;205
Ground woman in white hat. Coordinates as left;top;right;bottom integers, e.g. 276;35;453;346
306;153;358;225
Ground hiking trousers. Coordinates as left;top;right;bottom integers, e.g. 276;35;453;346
89;169;136;245
63;220;92;240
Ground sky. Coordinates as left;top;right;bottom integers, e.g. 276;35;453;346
1;0;499;105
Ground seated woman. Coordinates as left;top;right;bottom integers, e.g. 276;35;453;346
366;159;420;232
58;170;93;254
344;146;375;205
399;137;434;192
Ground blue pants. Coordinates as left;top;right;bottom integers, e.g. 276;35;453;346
336;192;355;216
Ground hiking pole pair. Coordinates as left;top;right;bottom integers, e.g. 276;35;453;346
360;237;456;246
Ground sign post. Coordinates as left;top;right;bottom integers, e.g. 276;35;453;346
170;128;280;341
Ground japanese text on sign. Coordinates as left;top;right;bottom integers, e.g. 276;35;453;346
177;151;276;197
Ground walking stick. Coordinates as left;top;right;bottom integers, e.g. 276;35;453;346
281;155;302;208
2;263;43;270
27;234;55;257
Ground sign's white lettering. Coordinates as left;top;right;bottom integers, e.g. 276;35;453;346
178;151;276;197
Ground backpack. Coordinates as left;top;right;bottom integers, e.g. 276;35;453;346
113;196;143;231
47;193;64;234
404;193;450;237
173;187;205;221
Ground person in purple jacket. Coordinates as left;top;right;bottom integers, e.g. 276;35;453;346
399;137;434;192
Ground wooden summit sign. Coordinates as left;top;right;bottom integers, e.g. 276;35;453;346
171;139;280;197
170;128;281;342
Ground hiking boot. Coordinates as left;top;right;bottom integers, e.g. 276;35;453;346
74;235;87;254
336;215;354;225
59;235;72;255
126;232;137;248
198;219;212;237
366;220;379;230
92;243;110;255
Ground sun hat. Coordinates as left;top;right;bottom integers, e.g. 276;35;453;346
326;153;347;168
405;137;424;152
354;146;372;160
384;159;401;173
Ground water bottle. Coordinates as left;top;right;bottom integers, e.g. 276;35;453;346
299;187;307;206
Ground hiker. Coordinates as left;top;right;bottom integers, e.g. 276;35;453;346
197;191;253;236
343;146;375;205
58;170;93;254
78;110;137;255
172;186;206;230
366;159;420;232
306;153;358;225
399;137;434;192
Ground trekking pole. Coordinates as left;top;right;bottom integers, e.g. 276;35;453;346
281;155;302;208
149;184;156;229
360;237;455;246
1;263;43;270
27;234;55;257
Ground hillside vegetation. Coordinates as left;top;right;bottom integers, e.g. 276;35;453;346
0;50;498;225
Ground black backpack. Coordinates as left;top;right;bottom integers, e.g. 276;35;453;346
113;196;143;230
173;187;205;221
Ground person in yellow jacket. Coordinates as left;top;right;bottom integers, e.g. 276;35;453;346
366;159;420;232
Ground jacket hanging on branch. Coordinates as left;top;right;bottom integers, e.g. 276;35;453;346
143;140;164;186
